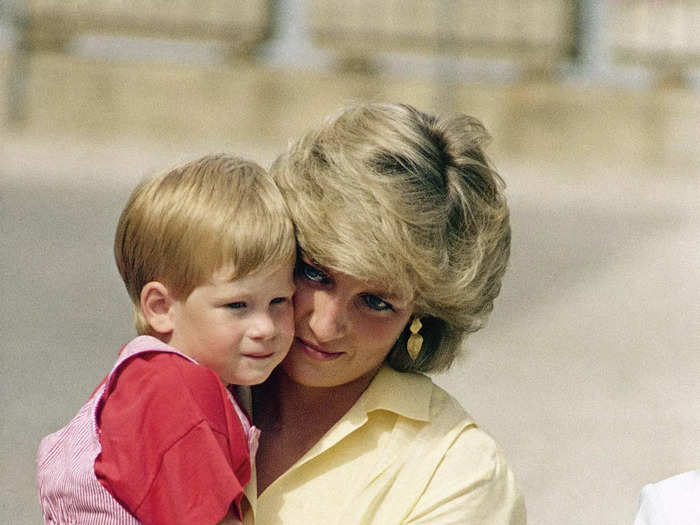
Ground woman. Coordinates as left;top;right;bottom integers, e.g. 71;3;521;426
245;102;525;524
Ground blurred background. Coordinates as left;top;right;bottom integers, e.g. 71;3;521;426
1;1;699;523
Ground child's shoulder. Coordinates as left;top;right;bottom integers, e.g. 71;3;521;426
105;350;231;420
121;349;224;391
115;337;221;389
120;350;220;387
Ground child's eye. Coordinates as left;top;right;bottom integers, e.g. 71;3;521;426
299;261;329;284
227;301;247;309
362;294;394;312
270;297;289;305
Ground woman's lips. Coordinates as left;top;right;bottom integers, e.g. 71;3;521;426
296;338;343;361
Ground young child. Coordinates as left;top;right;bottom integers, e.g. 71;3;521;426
36;154;296;524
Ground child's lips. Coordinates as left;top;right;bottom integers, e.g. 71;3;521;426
242;351;276;360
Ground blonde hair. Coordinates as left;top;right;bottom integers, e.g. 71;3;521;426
270;102;510;372
115;154;296;335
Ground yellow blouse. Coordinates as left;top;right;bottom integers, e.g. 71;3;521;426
243;366;525;524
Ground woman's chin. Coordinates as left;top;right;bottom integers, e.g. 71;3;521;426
280;356;335;387
280;352;382;392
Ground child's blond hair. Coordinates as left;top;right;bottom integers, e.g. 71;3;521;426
115;154;296;335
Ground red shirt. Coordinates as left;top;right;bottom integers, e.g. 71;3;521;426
94;349;252;523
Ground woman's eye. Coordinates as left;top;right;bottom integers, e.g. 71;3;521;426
227;301;247;309
299;262;329;283
270;297;288;305
362;294;394;312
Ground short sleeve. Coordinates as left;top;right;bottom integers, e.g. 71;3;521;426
633;471;700;525
407;426;526;525
95;352;251;524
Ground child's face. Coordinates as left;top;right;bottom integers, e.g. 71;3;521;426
167;262;295;385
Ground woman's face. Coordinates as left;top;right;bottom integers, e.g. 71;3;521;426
282;257;413;389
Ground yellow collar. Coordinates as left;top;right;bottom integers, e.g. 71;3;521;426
357;365;433;423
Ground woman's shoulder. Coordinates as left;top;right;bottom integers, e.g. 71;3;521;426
425;376;473;421
367;367;526;523
367;366;511;452
379;366;515;470
369;365;474;427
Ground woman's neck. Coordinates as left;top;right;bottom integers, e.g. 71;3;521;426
252;367;380;495
256;367;375;431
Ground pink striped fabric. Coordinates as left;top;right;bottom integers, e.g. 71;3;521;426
36;336;258;524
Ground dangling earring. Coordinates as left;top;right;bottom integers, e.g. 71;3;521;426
407;317;423;360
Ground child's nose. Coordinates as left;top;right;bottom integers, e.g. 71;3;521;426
249;313;277;339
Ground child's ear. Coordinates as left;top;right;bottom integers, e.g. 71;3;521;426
141;281;176;336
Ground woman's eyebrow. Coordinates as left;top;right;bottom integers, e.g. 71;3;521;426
298;252;321;266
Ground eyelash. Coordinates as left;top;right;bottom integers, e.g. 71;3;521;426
227;302;246;309
227;297;289;309
299;261;329;284
362;294;394;312
300;261;395;312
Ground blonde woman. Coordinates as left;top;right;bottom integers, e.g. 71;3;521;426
244;103;525;524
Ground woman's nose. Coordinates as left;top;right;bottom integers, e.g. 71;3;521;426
308;291;350;342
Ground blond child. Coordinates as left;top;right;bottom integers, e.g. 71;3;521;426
36;155;296;524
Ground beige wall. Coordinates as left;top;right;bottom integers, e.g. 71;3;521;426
3;51;699;166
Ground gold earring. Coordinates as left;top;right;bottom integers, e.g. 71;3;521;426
407;317;423;360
